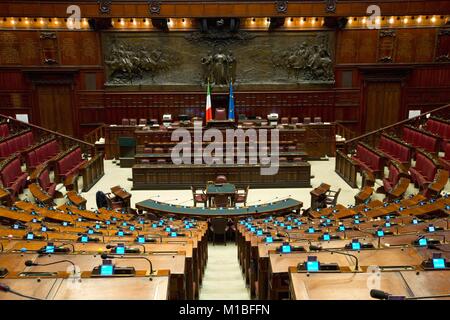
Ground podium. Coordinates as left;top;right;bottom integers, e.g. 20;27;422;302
206;119;236;129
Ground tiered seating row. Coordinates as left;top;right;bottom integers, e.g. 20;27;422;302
409;150;439;191
351;143;384;178
402;125;440;154
426;117;450;149
377;133;412;166
0;130;33;158
0;156;28;197
0;123;9;137
55;147;86;183
24;138;59;171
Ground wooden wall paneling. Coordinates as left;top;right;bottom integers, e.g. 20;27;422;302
395;28;436;63
336;30;378;64
435;28;450;62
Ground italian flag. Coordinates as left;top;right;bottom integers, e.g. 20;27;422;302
205;83;212;122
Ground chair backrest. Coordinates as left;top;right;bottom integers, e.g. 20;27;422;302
210;218;228;235
139;118;147;125
129;119;137;126
95;191;109;209
329;188;341;206
214;194;229;208
215;108;227;121
303;117;311;124
215;175;227;184
314;117;322;123
122;118;129;126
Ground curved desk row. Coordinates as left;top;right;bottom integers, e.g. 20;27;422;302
136;198;303;218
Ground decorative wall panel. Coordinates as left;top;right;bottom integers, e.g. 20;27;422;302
102;31;335;88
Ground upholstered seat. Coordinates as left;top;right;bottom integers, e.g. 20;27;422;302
215;108;227;121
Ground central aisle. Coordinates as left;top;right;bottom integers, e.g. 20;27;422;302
199;243;251;300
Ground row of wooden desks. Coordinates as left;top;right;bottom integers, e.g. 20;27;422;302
0;276;170;300
0;219;209;300
289;270;450;300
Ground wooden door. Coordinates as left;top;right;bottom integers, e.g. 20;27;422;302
36;84;74;136
364;82;402;133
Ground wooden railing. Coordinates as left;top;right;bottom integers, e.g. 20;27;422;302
80;152;105;192
335;104;450;188
335;121;357;141
0;114;96;157
335;149;358;188
0;114;105;192
84;124;106;146
342;104;450;154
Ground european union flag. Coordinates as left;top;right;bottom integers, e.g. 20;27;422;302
228;82;235;120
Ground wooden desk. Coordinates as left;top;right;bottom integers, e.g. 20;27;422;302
0;278;58;300
0;187;12;207
387;177;410;201
49;276;169;300
205;183;236;207
132;162;312;190
428;169;449;197
0;206;36;223
111;186;131;208
400;270;450;299
354;247;423;268
310;183;330;210
25;253;187;300
268;252;352;300
0;253;38;273
29;183;53;205
289;271;412;300
354;186;373;205
66;191;87;209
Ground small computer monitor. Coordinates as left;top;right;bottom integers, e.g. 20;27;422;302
306;256;319;272
115;244;125;255
45;243;55;253
100;262;114;276
433;258;446;269
351;240;361;250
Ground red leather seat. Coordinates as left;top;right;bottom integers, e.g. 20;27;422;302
0;158;27;197
38;169;57;197
409;152;437;190
383;163;400;192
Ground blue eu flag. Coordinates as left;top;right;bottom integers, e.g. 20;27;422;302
228;82;235;120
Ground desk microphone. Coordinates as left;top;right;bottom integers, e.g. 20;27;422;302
58;243;76;253
24;259;77;274
427;244;450;252
309;245;359;271
370;289;450;300
0;283;41;300
145;234;163;243
100;253;153;275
